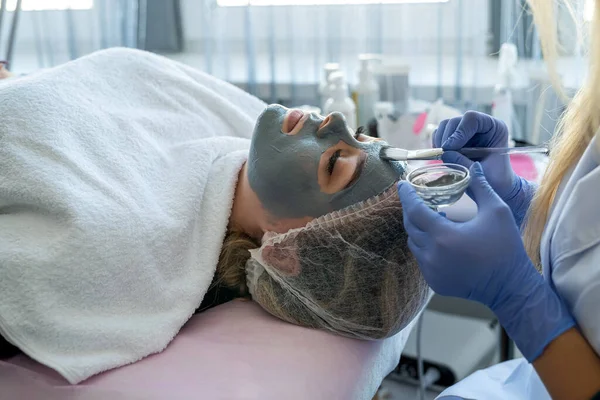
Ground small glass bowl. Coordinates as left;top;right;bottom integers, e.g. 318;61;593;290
407;163;470;208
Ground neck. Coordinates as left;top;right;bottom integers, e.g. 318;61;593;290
229;162;264;240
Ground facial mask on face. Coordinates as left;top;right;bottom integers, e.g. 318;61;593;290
248;104;406;219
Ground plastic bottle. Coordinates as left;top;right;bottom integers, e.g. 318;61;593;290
492;86;514;146
491;43;518;147
318;63;340;111
323;71;357;129
355;55;380;127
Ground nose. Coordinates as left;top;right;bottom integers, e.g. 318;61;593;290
319;115;332;130
317;112;346;137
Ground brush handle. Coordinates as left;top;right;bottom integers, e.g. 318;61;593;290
458;145;548;158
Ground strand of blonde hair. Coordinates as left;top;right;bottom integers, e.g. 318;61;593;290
524;0;600;266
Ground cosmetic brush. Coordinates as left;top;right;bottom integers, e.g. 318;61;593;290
380;144;548;161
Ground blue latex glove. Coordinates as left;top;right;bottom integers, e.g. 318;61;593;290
397;163;575;362
433;111;536;227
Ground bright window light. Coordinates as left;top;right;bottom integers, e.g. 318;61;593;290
0;0;93;11
584;0;595;21
218;0;448;6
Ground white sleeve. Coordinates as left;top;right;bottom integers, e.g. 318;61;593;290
552;237;600;354
548;152;600;353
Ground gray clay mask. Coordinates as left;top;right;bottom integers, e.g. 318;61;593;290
247;104;406;219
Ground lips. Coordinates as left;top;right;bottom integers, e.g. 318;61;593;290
284;110;304;133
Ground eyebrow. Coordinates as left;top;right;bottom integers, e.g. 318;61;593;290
344;151;367;189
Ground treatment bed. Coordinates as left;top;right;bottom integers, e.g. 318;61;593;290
1;299;414;400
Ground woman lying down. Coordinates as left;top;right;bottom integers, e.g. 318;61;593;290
0;48;430;384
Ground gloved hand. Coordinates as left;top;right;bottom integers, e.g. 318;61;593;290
397;163;574;362
433;111;536;226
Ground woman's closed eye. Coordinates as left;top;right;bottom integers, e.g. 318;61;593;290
317;141;366;195
327;127;368;176
327;149;342;175
354;126;365;139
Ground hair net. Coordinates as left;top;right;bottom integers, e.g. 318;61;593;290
246;183;431;340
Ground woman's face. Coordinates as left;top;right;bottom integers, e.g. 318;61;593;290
247;104;405;228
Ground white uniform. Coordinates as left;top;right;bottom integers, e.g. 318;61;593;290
437;132;600;400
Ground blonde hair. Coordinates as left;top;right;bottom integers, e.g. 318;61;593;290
214;229;258;298
523;0;600;265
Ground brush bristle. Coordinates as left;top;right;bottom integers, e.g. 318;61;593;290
380;146;409;161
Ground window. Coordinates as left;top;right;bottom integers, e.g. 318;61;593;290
0;0;93;11
218;0;447;6
585;0;595;21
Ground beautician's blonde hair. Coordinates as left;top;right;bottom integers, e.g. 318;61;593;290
524;0;600;265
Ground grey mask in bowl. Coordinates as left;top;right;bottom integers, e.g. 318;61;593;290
247;104;406;219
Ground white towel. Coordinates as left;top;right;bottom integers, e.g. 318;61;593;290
0;48;266;384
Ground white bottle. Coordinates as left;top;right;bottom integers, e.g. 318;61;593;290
492;85;514;145
323;71;357;130
356;56;380;126
491;43;518;147
318;63;340;112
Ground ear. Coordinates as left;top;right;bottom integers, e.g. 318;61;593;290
261;244;301;276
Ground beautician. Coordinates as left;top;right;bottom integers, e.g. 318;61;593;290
397;0;600;399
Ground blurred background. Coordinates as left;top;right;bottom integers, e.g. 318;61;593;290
0;1;593;397
2;0;593;146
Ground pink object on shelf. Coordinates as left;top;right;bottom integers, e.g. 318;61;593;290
425;153;538;180
510;153;538;181
412;111;428;135
427;159;443;165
